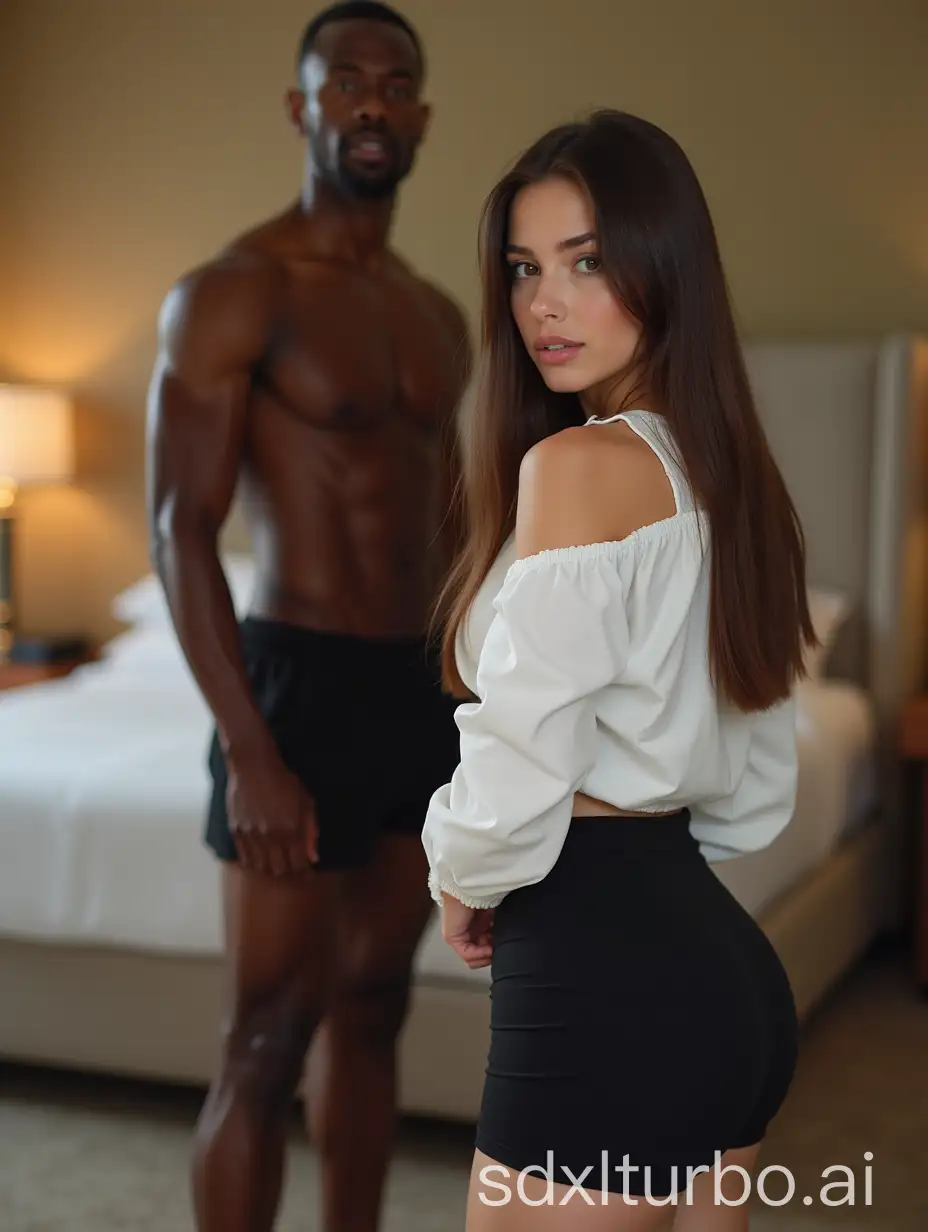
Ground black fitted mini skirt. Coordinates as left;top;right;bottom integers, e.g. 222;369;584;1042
475;811;799;1198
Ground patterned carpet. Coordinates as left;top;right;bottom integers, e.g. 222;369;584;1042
1;940;926;1231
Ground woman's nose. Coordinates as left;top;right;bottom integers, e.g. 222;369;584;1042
529;281;566;323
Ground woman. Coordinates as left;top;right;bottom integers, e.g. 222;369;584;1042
422;110;815;1231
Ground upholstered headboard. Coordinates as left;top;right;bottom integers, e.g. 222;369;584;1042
742;335;928;743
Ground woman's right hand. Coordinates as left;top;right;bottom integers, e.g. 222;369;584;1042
441;893;495;969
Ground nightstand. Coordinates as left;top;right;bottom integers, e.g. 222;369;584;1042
0;655;91;693
899;695;928;989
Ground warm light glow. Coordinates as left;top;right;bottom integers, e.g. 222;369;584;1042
0;483;16;510
0;386;74;485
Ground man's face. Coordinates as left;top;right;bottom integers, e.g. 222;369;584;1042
289;18;429;200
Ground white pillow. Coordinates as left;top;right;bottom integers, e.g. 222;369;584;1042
805;586;851;680
102;625;183;667
98;626;198;691
112;554;255;628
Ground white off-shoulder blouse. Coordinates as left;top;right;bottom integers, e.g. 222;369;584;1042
422;410;798;909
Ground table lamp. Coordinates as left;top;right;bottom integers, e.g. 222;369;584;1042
0;384;75;663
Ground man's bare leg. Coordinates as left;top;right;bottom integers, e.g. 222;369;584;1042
192;864;338;1231
304;833;435;1232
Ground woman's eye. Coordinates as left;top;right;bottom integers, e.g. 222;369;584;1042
510;261;538;280
576;255;601;273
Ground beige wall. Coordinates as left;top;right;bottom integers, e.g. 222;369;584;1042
2;0;927;641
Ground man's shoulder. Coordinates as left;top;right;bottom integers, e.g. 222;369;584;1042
426;282;470;343
423;277;469;332
164;204;306;314
428;282;472;394
389;254;469;334
159;243;282;350
384;257;472;401
156;239;286;369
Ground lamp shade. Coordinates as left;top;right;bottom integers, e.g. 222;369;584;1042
0;384;74;485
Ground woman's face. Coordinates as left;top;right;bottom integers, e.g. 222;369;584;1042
506;176;643;411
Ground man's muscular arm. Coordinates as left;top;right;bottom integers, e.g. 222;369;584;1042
146;257;317;875
147;260;265;753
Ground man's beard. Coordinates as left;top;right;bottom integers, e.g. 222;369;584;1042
312;130;413;201
336;158;404;200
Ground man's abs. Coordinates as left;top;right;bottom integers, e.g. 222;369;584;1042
238;388;452;639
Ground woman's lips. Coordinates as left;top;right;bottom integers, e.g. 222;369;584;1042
536;339;584;365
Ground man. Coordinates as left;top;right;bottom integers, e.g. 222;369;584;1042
146;5;471;1230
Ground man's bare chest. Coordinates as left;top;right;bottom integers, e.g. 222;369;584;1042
258;271;463;431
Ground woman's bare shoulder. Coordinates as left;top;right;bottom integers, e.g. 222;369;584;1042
515;423;676;558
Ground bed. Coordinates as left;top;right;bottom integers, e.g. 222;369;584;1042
1;334;927;1123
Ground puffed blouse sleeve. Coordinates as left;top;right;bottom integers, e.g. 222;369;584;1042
421;550;630;909
688;694;799;862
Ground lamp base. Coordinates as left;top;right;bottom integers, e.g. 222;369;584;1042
0;498;88;667
8;635;91;665
0;509;13;663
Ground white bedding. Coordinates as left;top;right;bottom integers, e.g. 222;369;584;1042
0;640;876;985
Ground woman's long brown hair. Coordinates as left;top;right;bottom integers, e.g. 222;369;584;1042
435;110;815;712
